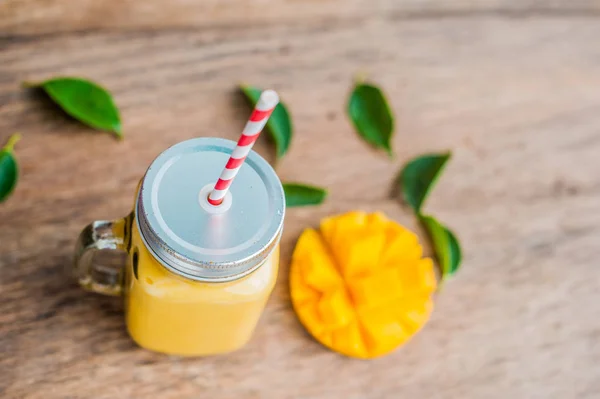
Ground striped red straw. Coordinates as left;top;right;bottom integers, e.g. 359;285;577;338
207;89;280;206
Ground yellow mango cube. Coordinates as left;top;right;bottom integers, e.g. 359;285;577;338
332;322;368;359
342;232;386;278
358;307;409;356
348;267;402;309
317;289;354;329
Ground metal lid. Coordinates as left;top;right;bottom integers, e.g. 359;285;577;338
136;138;285;282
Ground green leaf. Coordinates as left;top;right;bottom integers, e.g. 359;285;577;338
240;85;292;160
399;152;451;213
420;214;462;279
0;134;21;203
283;183;327;208
26;77;122;138
347;82;394;156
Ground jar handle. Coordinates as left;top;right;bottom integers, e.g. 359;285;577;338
73;213;132;296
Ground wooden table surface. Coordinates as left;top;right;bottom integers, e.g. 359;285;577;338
2;1;600;398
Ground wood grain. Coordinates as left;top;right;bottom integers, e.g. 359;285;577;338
1;2;600;398
3;0;600;36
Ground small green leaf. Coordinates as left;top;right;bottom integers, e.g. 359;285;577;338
347;82;394;156
399;152;451;213
0;134;21;203
420;214;462;279
283;183;327;207
26;77;122;138
240;85;292;160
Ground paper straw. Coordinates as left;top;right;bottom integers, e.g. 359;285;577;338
207;89;279;206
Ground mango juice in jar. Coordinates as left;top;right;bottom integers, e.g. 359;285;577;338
73;138;285;356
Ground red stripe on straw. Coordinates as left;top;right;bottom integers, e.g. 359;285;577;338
207;197;222;205
249;108;273;122
237;132;260;147
225;157;246;170
214;178;231;190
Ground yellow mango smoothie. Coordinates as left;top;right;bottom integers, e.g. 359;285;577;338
124;221;279;355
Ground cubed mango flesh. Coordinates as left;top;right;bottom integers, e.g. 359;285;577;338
290;211;437;358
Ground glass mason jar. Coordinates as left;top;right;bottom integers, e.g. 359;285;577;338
73;138;285;356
